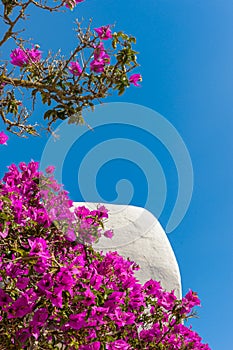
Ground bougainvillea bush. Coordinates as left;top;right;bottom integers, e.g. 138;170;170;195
0;1;211;348
0;161;210;349
0;0;141;137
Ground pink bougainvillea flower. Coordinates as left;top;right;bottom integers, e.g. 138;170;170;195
106;339;131;350
90;59;105;73
91;205;109;219
15;328;31;345
93;42;110;62
49;288;63;308
10;48;27;67
7;295;33;319
184;289;201;307
26;46;42;63
0;289;13;306
104;229;114;239
16;277;30;290
68;312;87;330
94;25;112;40
68;61;82;76
0;131;8;145
180;289;201;314
31;308;48;326
90;43;110;73
10;46;41;66
79;342;101;350
129;73;142;87
37;273;54;296
75;206;91;219
55;267;75;294
45;165;55;174
28;237;49;258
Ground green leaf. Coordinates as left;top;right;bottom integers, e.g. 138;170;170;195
44;110;55;120
88;102;95;112
41;92;51;105
57;111;67;120
11;248;27;257
0;196;11;204
129;36;136;44
0;212;10;220
118;87;125;96
112;39;117;49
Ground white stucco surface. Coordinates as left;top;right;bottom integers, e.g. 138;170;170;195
73;202;182;298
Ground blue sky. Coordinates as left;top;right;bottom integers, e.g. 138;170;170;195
1;0;233;348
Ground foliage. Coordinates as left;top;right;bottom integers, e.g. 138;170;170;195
0;162;210;349
0;2;211;349
0;0;141;137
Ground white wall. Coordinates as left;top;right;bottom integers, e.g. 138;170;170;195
73;203;182;298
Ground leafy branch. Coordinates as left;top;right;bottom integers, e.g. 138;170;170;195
0;1;141;137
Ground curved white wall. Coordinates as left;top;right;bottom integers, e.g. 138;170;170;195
73;203;182;298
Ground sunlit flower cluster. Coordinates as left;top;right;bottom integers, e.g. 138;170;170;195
94;25;112;40
10;47;42;67
129;73;142;87
0;131;8;145
90;42;111;73
0;161;210;349
9;25;142;86
68;61;83;76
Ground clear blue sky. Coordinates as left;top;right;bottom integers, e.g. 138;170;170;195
1;1;233;348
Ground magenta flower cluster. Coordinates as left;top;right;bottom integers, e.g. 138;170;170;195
94;25;112;40
0;162;210;349
0;131;8;145
68;26;112;75
90;42;111;73
68;61;82;76
10;47;42;67
129;73;142;87
68;40;111;76
10;25;142;88
67;24;142;84
68;25;112;76
0;161;112;244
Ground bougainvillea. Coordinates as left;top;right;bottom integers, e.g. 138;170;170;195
129;74;142;87
0;161;210;349
0;131;8;145
10;47;42;67
0;1;210;348
0;0;141;137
